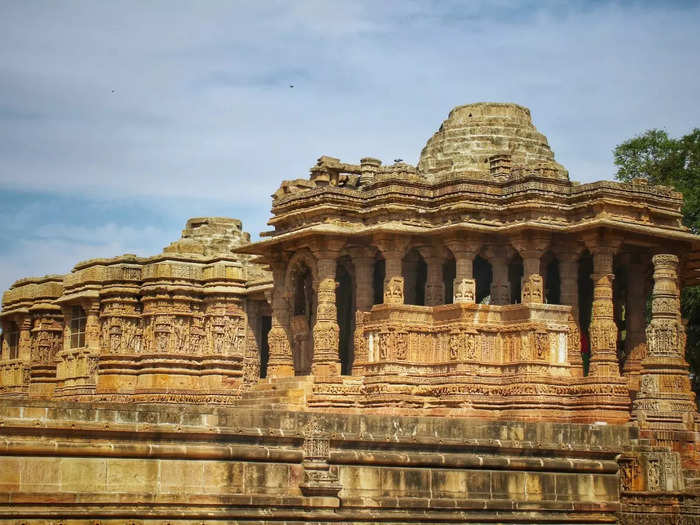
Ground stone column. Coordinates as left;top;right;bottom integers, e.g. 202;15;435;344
266;260;294;378
419;247;445;306
311;254;341;378
633;254;696;430
587;243;621;378
17;315;32;362
557;249;584;373
513;235;548;304
375;236;409;305
485;245;514;305
83;299;101;353
448;243;478;304
558;251;580;317
350;249;375;373
622;256;650;393
351;250;375;312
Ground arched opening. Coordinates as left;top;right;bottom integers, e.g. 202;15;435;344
336;258;355;375
403;248;427;306
473;256;492;304
373;257;385;305
542;252;561;304
578;251;593;376
509;254;524;304
443;257;456;304
291;263;314;375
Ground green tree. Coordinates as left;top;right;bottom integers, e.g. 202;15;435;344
614;128;700;393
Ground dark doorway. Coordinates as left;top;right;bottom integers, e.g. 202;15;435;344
473;256;493;304
443;257;456;304
403;249;427;306
545;257;561;304
509;254;524;304
336;261;355;375
260;315;271;378
373;258;385;305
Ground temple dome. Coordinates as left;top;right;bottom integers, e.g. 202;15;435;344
417;102;567;180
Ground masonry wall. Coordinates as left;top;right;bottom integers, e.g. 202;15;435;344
0;400;649;524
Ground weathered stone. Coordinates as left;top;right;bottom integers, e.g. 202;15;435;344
1;102;700;522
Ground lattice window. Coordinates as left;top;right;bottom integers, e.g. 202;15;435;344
6;322;19;360
70;306;86;348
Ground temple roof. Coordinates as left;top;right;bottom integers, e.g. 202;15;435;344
418;102;568;180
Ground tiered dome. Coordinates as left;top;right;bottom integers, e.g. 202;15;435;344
418;102;567;180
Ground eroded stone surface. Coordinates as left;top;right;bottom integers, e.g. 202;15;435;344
2;103;700;522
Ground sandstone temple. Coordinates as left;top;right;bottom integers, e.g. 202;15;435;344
2;103;700;523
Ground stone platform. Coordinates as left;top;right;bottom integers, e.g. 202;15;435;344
0;399;698;524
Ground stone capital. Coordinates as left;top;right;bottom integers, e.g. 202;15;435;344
582;230;622;255
482;244;515;263
373;234;410;259
511;233;550;257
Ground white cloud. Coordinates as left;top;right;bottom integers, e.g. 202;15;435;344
0;1;699;291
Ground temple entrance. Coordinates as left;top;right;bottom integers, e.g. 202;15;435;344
403;248;427;306
336;258;355;375
291;263;314;375
474;255;492;304
509;254;524;303
443;257;456;304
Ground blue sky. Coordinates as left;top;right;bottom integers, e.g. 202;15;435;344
1;1;699;292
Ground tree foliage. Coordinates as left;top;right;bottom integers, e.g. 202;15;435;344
614;128;700;392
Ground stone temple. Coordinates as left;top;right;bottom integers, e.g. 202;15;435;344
1;102;700;523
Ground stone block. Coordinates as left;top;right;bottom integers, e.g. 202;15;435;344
59;457;106;492
106;458;158;492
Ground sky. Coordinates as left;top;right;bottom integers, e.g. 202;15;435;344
1;1;699;293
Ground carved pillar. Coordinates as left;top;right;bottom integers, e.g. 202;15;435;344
83;299;101;353
267;260;294;378
622;256;650;394
419;247;445;306
447;241;478;304
587;243;621;378
375;236;409;305
513;235;548;305
557;247;584;373
352;253;375;312
311;254;341;378
350;250;375;373
633;254;697;430
485;245;514;305
17;315;32;363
